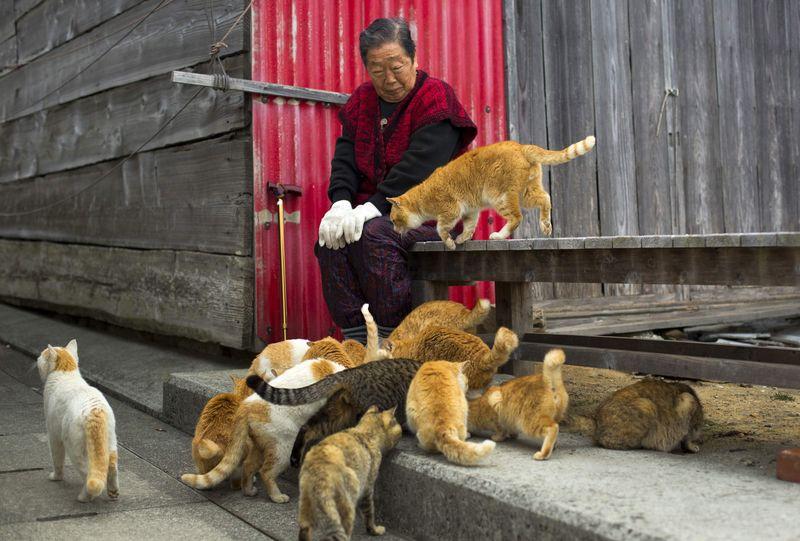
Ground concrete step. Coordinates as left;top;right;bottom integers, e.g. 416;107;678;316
164;370;800;541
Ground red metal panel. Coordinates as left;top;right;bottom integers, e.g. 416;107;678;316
253;0;507;342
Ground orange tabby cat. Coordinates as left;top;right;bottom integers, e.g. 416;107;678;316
388;298;491;344
191;375;253;487
406;360;495;466
468;349;568;460
388;137;596;248
304;304;381;366
386;326;519;397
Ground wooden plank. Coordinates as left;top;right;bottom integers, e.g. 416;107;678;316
171;70;350;105
0;2;15;43
789;0;800;230
410;247;800;286
15;0;141;66
753;0;797;231
712;0;760;233
410;281;449;307
0;239;254;349
495;281;535;375
0;133;252;255
0;35;18;77
0;0;245;122
506;0;555;302
13;0;44;20
541;0;601;300
515;342;800;389
591;0;640;297
0;55;245;183
674;0;724;235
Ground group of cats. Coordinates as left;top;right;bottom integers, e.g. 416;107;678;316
35;297;704;540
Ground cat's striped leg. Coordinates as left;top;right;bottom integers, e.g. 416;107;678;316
436;215;460;250
489;193;523;240
455;211;479;244
533;421;559;460
358;489;386;536
107;450;119;499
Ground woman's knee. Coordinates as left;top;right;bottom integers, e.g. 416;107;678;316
360;216;397;245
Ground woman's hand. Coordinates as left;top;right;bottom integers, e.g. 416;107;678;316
318;200;352;249
341;202;381;245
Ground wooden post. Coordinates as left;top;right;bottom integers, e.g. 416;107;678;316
494;281;535;375
411;280;449;308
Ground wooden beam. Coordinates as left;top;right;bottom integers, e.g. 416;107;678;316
171;70;350;105
0;238;254;349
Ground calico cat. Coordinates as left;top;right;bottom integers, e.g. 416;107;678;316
37;340;119;502
387;298;491;344
298;406;402;541
248;339;311;380
386;326;519;397
468;349;568;460
593;379;703;453
181;357;345;503
388;137;596;247
191;375;253;487
406;360;495;466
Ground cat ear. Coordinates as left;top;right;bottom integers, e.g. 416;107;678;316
386;197;401;208
271;368;279;378
365;405;379;414
382;406;398;423
45;345;57;361
65;339;78;360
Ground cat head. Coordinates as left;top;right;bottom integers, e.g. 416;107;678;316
37;339;79;381
230;375;253;399
361;405;403;449
303;337;344;362
386;196;423;235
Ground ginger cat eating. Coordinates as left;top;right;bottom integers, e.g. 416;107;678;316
388;137;596;248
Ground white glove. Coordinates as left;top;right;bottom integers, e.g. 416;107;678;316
318;200;352;249
341;202;381;245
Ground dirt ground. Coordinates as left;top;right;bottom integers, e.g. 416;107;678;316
552;364;800;472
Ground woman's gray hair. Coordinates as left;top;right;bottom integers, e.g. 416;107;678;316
359;18;416;64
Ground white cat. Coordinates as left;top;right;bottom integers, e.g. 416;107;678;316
37;339;119;502
181;357;345;503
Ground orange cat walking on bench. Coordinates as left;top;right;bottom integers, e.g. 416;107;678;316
388;137;596;248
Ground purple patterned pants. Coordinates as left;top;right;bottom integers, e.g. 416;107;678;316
315;216;441;330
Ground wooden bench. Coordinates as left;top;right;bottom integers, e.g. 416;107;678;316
409;232;800;388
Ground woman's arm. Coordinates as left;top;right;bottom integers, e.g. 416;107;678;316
327;134;361;204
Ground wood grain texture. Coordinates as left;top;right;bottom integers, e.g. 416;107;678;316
674;0;724;235
712;0;759;233
0;133;252;255
0;239;254;349
0;0;245;122
15;0;141;65
13;0;44;20
0;55;246;183
789;0;800;229
0;36;18;76
753;0;797;231
0;2;15;43
541;0;601;299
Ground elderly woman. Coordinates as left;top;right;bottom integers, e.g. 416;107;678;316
315;17;477;342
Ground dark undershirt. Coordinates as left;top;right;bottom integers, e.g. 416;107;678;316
328;98;461;215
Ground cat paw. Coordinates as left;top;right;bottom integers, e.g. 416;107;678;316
489;231;506;240
491;433;509;442
533;451;549;461
269;493;290;504
444;238;456;250
454;232;471;244
77;490;91;503
107;489;119;500
48;472;62;481
368;525;386;536
685;442;700;453
242;486;258;497
539;220;552;236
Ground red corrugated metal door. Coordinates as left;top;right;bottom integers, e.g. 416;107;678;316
253;0;507;343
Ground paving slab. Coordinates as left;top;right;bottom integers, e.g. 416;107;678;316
0;368;41;405
0;404;46;435
0;502;269;541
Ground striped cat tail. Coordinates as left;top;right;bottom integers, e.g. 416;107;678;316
245;373;341;405
463;298;491;331
84;408;109;500
181;409;249;489
541;348;566;390
439;431;496;466
488;327;519;369
523;135;595;166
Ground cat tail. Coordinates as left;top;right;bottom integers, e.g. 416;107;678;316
488;327;520;369
463;299;491;330
523;135;596;166
245;373;342;405
542;348;566;390
439;430;496;466
84;408;109;499
181;411;248;489
196;438;223;460
362;303;381;363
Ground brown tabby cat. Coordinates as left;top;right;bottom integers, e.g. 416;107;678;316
468;349;568;460
191;375;253;487
593;379;703;453
386;326;519;397
388;137;596;248
298;406;402;541
406;361;495;466
387;298;491;344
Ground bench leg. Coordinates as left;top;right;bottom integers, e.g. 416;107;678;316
495;282;534;376
411;280;449;308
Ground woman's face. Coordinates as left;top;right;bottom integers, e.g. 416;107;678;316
365;42;418;103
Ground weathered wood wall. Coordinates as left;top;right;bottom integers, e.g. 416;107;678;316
506;0;800;300
0;0;254;349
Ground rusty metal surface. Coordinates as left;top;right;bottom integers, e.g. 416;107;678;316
252;0;507;342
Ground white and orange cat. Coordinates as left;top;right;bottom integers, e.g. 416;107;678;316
37;339;119;502
388;137;596;248
248;339;311;380
181;357;346;503
406;360;495;466
468;349;568;460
